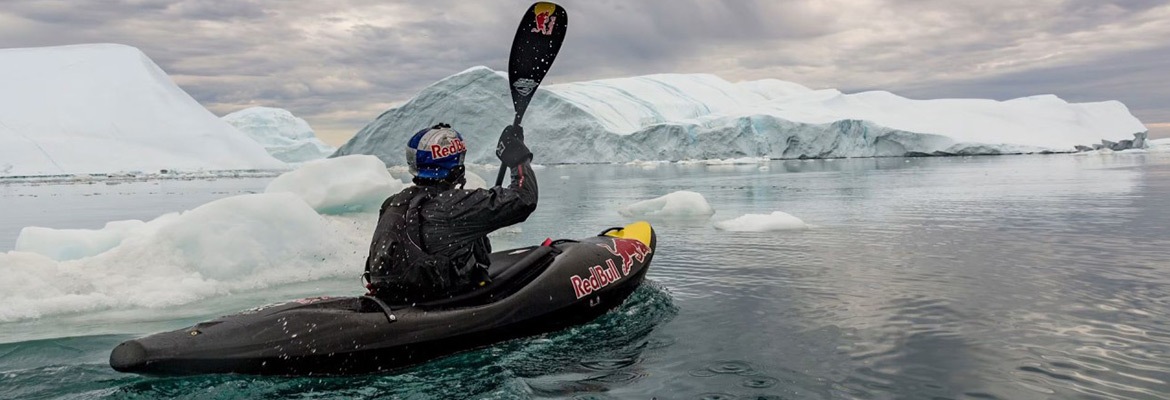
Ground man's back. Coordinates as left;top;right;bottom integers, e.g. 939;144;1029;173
364;161;537;302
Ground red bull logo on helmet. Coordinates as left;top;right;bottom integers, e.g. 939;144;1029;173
570;238;652;299
531;3;557;36
430;138;466;159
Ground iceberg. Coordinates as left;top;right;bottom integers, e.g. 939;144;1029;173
223;107;336;163
618;191;715;220
335;67;1148;164
0;44;286;177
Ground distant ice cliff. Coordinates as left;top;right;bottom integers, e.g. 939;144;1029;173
336;67;1148;164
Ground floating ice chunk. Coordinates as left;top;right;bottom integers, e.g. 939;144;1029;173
0;192;374;322
627;159;667;169
704;157;769;165
15;220;146;261
1148;138;1170;152
714;211;808;232
265;155;404;214
619;191;715;219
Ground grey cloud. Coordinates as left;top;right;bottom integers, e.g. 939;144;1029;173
0;0;1166;141
886;43;1170;123
165;0;270;20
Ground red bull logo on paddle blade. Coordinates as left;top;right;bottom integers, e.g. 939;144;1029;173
531;3;557;35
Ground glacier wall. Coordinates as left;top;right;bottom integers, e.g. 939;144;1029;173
335;67;1148;165
0;44;286;177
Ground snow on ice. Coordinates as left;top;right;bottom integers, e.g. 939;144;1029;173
222;107;336;163
619;191;715;220
714;211;808;232
335;67;1149;165
0;44;286;177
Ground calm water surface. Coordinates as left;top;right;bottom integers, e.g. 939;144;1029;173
2;153;1168;399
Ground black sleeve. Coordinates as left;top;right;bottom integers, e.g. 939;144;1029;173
431;161;538;240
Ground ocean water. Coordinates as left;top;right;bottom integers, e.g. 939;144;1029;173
2;153;1169;399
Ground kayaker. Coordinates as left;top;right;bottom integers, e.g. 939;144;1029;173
363;123;537;303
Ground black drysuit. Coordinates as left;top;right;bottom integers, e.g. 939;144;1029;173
364;162;538;303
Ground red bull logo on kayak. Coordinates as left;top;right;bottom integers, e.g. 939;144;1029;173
570;238;652;299
430;138;465;159
570;262;622;299
598;238;652;276
531;3;557;36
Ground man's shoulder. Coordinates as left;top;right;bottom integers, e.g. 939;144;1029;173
384;186;427;207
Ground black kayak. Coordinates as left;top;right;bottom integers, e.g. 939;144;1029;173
109;222;656;375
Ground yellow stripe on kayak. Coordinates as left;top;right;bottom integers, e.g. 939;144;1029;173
604;221;653;247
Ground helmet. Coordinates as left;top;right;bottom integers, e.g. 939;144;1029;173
406;123;466;180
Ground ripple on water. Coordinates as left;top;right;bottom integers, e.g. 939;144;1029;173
580;356;640;371
643;335;678;350
572;394;618;400
696;393;738;400
689;368;718;377
585;370;648;384
707;360;755;375
741;376;779;388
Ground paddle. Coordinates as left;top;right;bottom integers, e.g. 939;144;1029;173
495;2;568;187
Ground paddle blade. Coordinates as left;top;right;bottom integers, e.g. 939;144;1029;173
508;2;568;125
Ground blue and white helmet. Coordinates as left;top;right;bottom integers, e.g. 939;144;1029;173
406;123;466;179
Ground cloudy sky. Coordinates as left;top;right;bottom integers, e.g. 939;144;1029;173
2;0;1167;144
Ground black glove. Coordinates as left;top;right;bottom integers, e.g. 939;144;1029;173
495;125;532;166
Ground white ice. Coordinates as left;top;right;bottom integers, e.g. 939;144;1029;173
0;44;286;177
0;156;406;322
265;155;405;214
714;211;808;232
222;107;336;163
15;220;146;261
0;193;374;322
618;191;715;219
336;67;1148;165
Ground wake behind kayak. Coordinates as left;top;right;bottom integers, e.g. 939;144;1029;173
109;222;656;375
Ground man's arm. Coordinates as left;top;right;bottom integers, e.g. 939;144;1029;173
442;160;537;238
